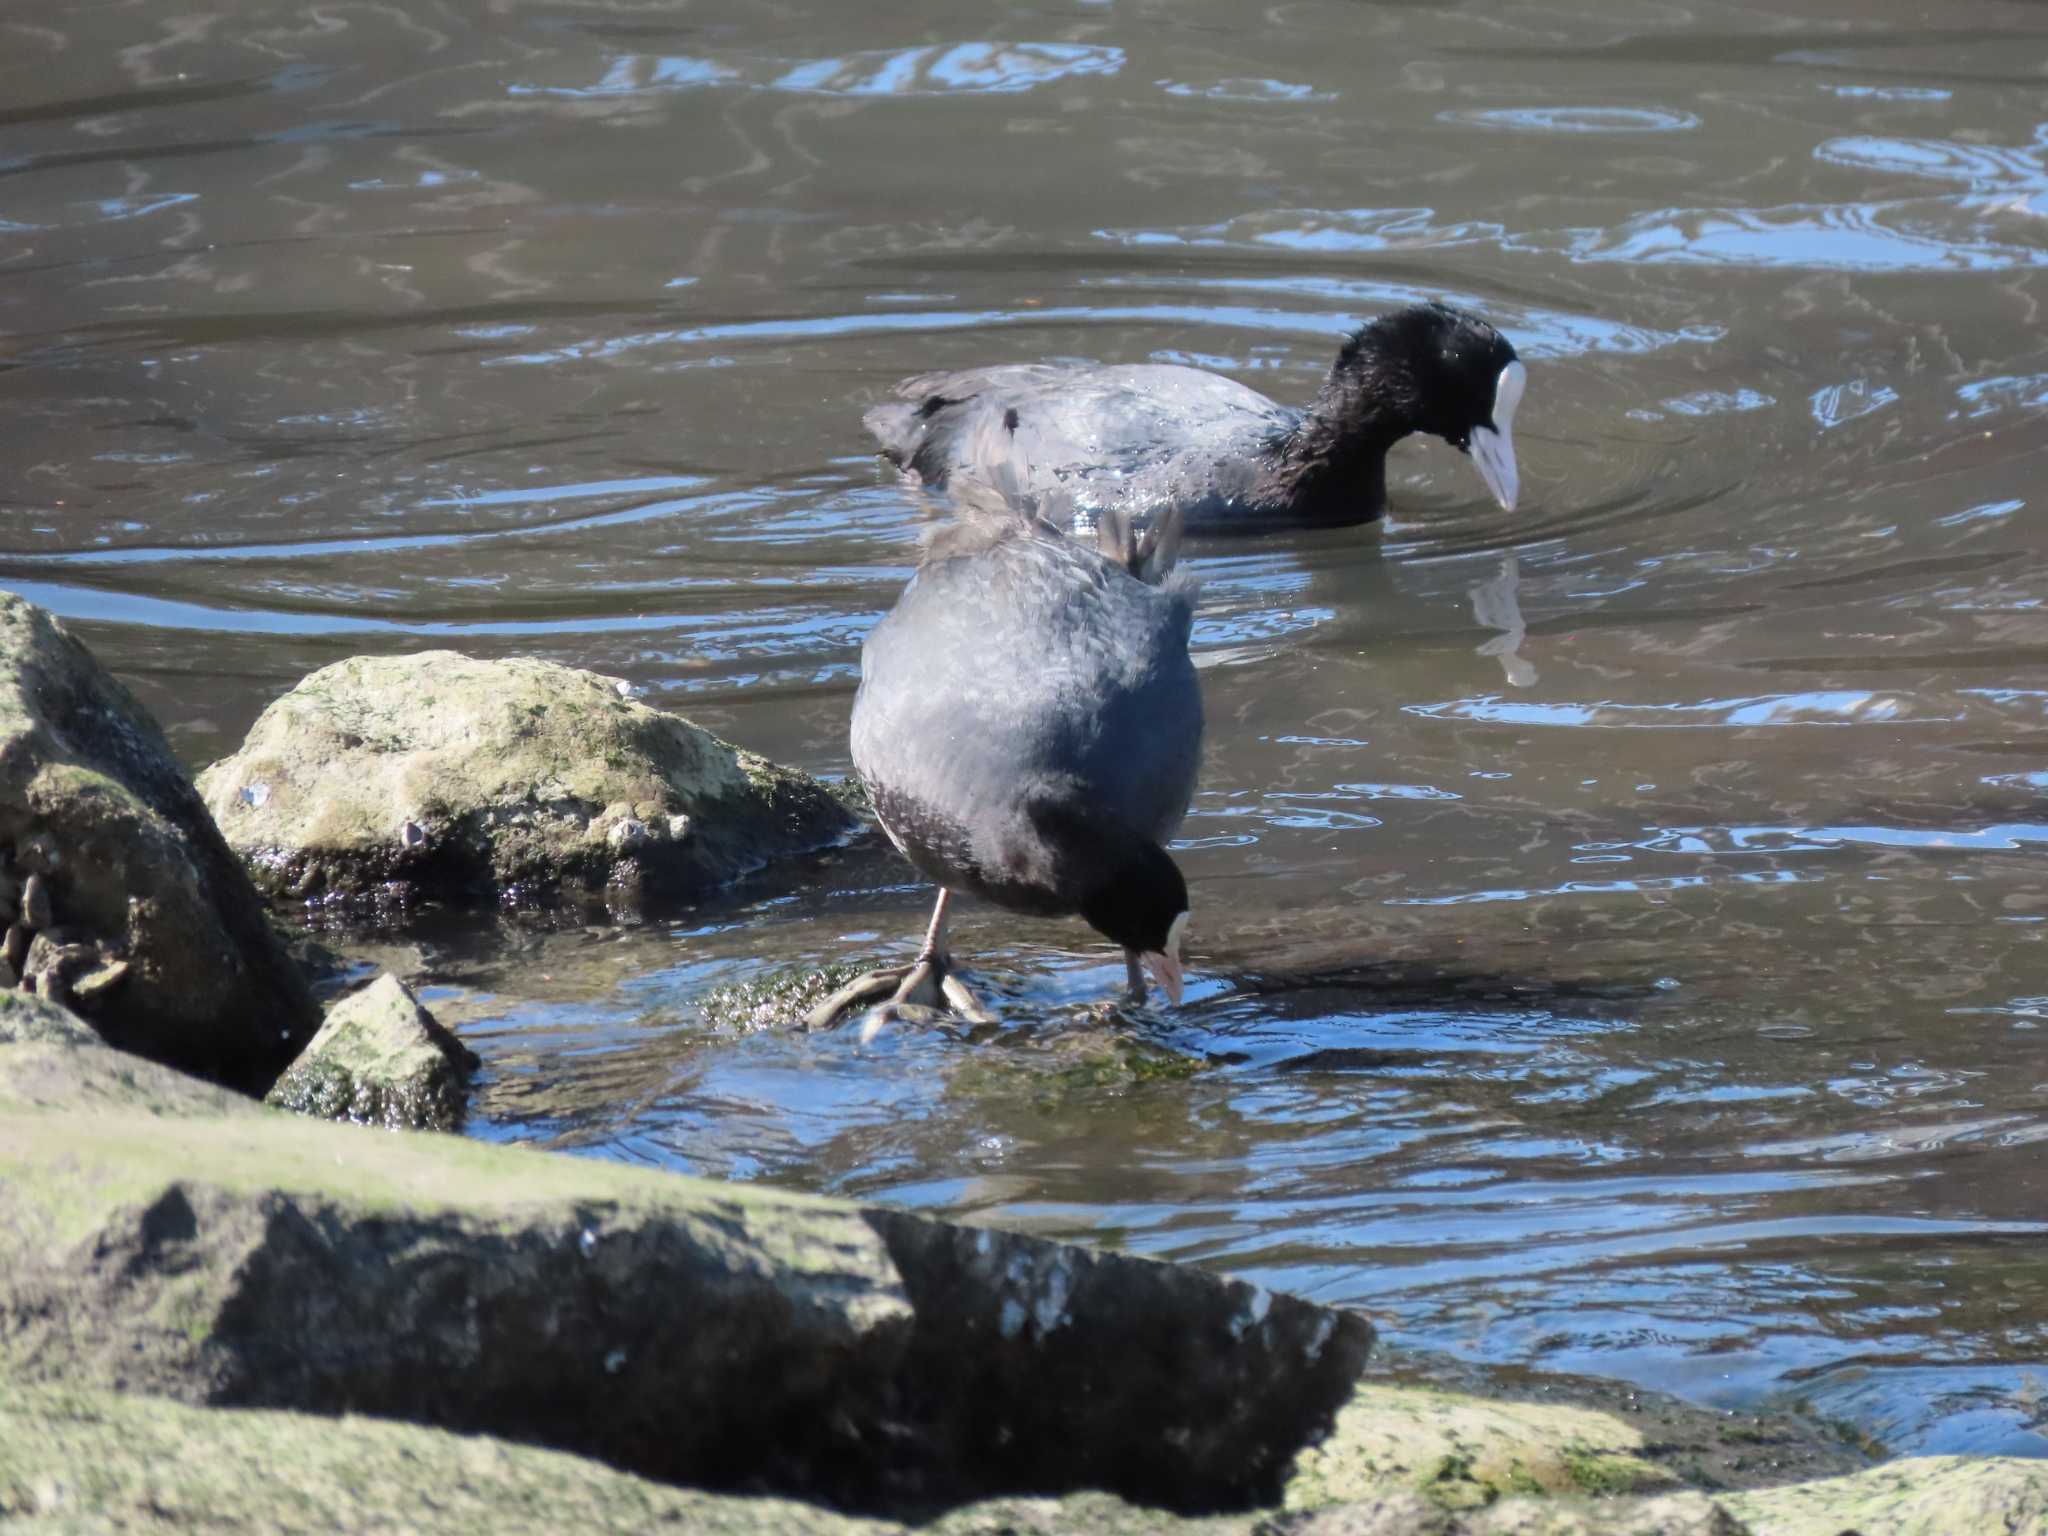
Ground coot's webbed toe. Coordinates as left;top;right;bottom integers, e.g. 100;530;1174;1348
799;956;997;1038
801;890;999;1037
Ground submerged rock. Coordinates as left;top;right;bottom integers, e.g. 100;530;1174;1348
265;973;479;1131
197;652;858;911
0;1027;1370;1519
0;593;319;1092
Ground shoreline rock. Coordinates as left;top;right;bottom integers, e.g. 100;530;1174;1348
197;652;859;913
0;592;318;1093
0;1024;1369;1519
5;1027;2047;1535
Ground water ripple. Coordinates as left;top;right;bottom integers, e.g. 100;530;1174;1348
514;42;1124;100
1535;202;2048;272
1404;692;1946;729
1440;106;1701;134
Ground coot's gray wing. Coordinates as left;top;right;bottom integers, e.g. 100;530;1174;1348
865;363;1296;526
851;522;1200;907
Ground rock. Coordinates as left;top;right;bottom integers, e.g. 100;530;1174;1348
0;1383;903;1536
0;593;319;1091
196;651;859;910
69;958;131;1003
0;1025;253;1118
265;973;480;1131
0;1029;1371;1518
1285;1492;1745;1534
19;871;50;930
1723;1454;2048;1535
21;927;97;991
0;1390;1759;1536
1285;1383;1681;1512
0;991;99;1047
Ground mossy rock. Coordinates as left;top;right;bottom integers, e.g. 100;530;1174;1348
197;651;858;911
700;964;864;1033
0;1383;903;1536
266;974;479;1131
0;1031;1370;1519
0;592;318;1092
0;1387;1756;1536
1722;1454;2048;1536
0;991;99;1048
1284;1383;1679;1512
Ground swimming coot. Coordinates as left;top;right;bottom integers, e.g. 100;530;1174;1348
865;302;1523;533
806;482;1202;1032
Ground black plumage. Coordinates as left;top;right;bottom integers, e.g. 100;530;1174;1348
809;481;1201;1030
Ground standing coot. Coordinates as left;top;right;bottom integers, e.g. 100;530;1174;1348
807;477;1202;1032
865;302;1524;533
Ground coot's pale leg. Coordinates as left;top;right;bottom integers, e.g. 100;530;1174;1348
914;889;952;965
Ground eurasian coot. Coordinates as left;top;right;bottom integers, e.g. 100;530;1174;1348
865;301;1523;533
806;479;1202;1032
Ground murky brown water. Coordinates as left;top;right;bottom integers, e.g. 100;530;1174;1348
8;0;2048;1455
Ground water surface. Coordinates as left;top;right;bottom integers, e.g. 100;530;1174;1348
6;0;2048;1455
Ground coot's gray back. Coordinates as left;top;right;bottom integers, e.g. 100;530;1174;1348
866;363;1297;532
851;512;1201;914
865;303;1526;531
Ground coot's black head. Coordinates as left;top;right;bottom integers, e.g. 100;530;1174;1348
1077;840;1190;1004
1333;302;1525;510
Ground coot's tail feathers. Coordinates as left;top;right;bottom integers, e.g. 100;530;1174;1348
1135;506;1185;584
1094;505;1187;587
1095;507;1138;572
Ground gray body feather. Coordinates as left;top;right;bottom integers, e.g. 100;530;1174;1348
851;496;1202;920
864;363;1301;533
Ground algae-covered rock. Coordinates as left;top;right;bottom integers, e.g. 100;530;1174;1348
1723;1453;2048;1535
0;592;318;1092
0;1388;1757;1536
700;964;865;1033
266;973;479;1131
0;1383;902;1536
0;990;99;1047
0;1030;1371;1518
0;1032;255;1121
1285;1383;1680;1512
197;651;858;909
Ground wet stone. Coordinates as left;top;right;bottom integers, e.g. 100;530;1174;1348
18;874;49;932
2;926;26;975
69;960;131;1004
22;930;100;988
265;973;480;1133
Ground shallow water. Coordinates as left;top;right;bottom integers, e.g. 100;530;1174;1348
7;0;2048;1454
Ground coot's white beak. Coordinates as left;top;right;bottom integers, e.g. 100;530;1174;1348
1140;911;1189;1007
1469;360;1525;512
